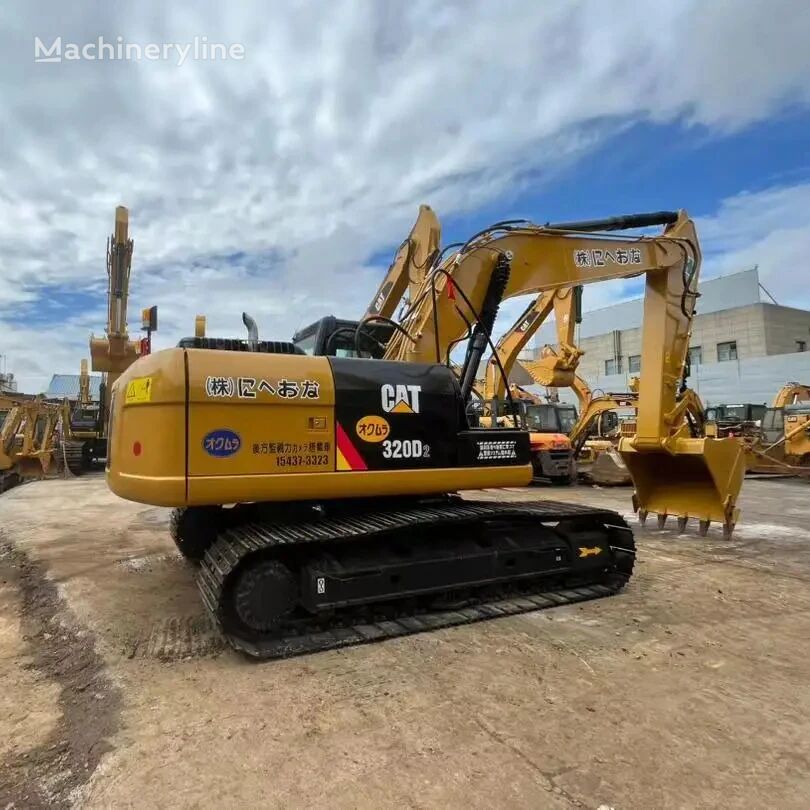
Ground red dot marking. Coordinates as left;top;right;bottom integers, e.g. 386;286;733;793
133;441;142;456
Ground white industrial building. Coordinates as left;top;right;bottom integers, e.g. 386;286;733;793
527;268;810;405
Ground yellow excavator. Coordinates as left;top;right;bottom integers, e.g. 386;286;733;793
480;286;638;484
107;207;745;659
509;286;710;488
64;207;144;472
480;286;633;483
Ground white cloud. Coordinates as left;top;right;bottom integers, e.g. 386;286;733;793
700;182;810;308
1;0;810;390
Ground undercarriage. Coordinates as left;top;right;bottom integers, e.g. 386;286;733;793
173;497;635;659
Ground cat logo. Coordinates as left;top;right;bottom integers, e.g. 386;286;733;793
578;546;602;558
381;383;421;414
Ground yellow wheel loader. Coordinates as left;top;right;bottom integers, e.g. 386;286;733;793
107;208;745;659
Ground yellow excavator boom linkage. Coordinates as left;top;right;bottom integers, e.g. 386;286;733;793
483;287;585;402
364;204;441;321
89;205;143;428
383;210;744;532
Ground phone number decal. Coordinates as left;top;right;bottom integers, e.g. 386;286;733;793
276;454;329;467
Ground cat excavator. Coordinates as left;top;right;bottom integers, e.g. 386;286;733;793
107;206;745;659
65;206;144;472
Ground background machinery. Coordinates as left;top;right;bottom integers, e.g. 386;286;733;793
107;206;745;659
744;382;810;474
479;292;579;483
64;206;147;472
0;399;66;491
704;403;766;438
478;383;577;483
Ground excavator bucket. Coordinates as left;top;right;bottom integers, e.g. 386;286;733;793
619;437;745;538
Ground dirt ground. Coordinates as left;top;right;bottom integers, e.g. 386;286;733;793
1;475;809;809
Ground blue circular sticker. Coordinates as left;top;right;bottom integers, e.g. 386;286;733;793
202;429;241;458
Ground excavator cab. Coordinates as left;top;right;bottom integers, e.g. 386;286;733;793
292;316;394;359
761;407;785;445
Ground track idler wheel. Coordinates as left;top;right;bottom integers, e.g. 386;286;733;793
170;506;222;561
232;559;298;632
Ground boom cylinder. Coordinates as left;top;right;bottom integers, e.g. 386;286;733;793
545;211;679;232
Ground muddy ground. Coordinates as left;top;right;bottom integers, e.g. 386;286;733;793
1;475;809;808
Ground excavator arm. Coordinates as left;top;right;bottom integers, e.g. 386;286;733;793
382;210;744;535
364;205;441;321
483;287;584;402
88;206;143;434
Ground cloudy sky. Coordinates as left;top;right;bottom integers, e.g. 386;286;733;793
2;0;810;392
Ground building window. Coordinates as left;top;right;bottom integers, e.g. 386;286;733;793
798;340;807;352
688;346;702;366
628;355;641;374
605;358;622;375
717;341;738;362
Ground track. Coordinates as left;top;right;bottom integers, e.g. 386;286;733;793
61;441;86;476
198;499;635;659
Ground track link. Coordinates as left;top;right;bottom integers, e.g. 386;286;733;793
61;442;86;476
198;499;635;660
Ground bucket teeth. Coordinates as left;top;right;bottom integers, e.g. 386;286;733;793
676;516;688;533
638;509;648;526
656;513;668;529
698;520;710;537
722;522;735;540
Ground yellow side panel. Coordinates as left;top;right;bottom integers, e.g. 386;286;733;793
106;348;187;505
185;351;336;478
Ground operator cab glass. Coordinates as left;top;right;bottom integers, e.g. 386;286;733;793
761;407;784;445
293;327;317;356
292;316;393;359
707;404;766;423
500;401;576;433
556;405;578;434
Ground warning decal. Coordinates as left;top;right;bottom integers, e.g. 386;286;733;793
125;377;153;405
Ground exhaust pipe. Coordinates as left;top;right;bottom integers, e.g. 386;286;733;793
242;312;259;351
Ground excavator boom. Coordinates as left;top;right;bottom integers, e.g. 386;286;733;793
383;210;744;534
